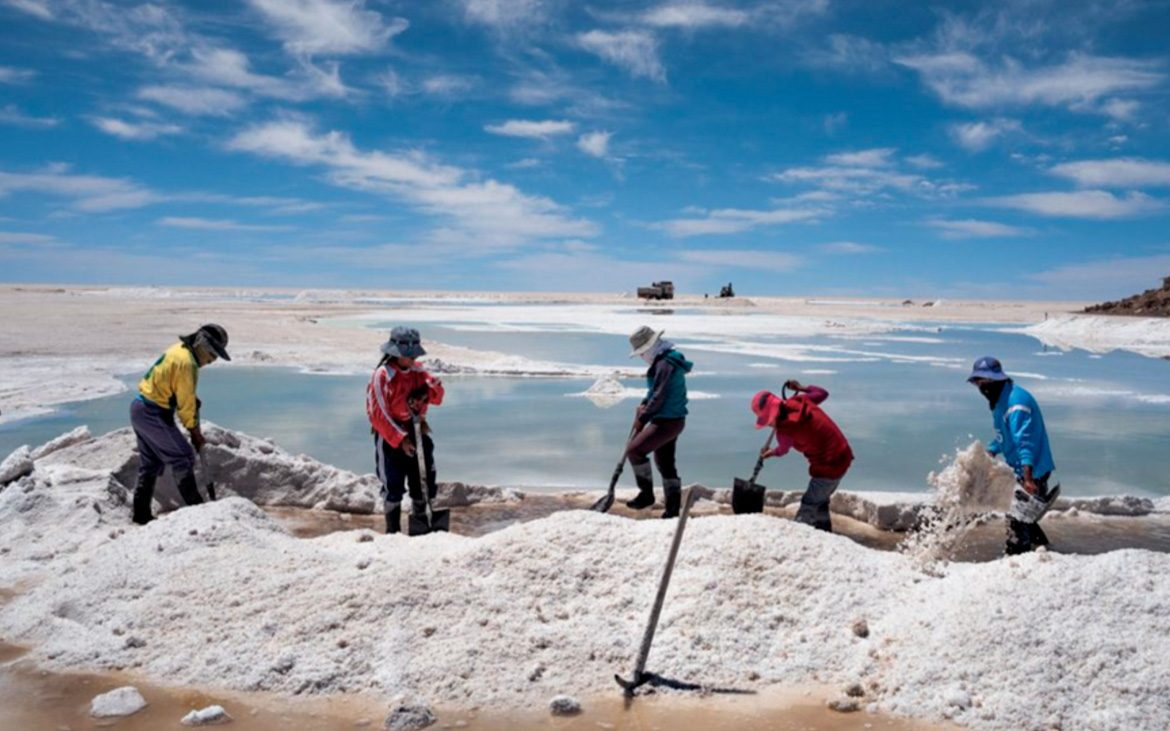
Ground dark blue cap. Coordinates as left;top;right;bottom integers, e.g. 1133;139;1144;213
967;355;1008;383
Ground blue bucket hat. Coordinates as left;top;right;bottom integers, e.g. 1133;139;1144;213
967;355;1009;383
381;326;426;359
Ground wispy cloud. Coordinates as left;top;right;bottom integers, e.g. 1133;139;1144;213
460;0;547;29
138;86;248;116
1028;254;1170;297
1049;158;1170;188
227;120;596;245
422;74;477;96
824;148;895;167
655;205;823;237
905;154;943;169
949;118;1021;151
641;3;749;28
771;148;969;198
89;116;182;140
678;248;802;271
0;104;61;128
927;218;1033;239
0;65;37;83
820;241;880;254
0;230;57;245
246;0;408;56
485;119;575;139
3;0;52;20
896;52;1163;115
157;216;294;232
182;47;351;102
984;190;1163;220
801;33;888;74
577;30;666;82
577;131;613;158
0;164;160;211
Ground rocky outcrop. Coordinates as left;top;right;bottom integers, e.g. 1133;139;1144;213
1085;276;1170;317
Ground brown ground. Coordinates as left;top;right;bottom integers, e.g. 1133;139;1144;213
1084;275;1170;317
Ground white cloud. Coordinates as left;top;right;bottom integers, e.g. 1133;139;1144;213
577;30;665;82
19;0;190;62
895;52;1163;114
1028;254;1170;295
0;65;37;83
0;104;60;128
422;74;476;96
1101;98;1141;121
927;218;1032;239
89;116;182;140
247;0;408;56
678;248;802;271
460;0;546;29
0;230;57;244
507;158;542;170
577;131;612;158
377;68;407;97
905;154;943;169
641;3;749;28
227;120;596;244
655;205;822;237
0;164;159;211
824;148;895;167
1049;158;1170;188
183;47;346;101
984;190;1163;219
485;119;575;139
4;0;52;19
802;33;888;74
157;216;294;232
949;118;1021;151
820;241;880;254
138;86;248;116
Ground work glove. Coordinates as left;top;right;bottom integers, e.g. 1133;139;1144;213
190;428;206;453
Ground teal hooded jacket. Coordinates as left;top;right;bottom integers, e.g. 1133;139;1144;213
641;349;693;421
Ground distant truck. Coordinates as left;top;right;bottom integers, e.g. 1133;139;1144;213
637;281;675;300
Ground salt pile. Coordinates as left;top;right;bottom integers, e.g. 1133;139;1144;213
1;427;1169;730
576;372;631;408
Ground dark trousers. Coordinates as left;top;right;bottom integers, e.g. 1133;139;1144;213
130;397;195;481
795;476;841;532
1006;473;1053;555
374;433;436;509
626;418;685;481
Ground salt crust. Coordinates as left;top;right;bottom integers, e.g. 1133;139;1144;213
90;686;148;717
1021;314;1170;359
2;427;1169;730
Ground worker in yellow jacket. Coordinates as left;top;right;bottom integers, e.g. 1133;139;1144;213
130;324;230;524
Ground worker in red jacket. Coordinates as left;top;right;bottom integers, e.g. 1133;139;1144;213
751;380;854;532
366;327;445;534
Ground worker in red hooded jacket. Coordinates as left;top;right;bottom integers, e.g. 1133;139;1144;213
751;380;854;532
366;327;445;534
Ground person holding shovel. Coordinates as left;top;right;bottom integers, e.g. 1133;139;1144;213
366;327;445;534
751;380;853;532
130;324;231;525
967;356;1058;555
626;326;693;518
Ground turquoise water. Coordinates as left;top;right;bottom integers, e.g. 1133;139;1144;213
2;314;1168;497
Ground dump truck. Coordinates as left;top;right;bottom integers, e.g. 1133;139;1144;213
637;281;675;300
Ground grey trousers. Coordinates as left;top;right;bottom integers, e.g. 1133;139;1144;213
130;397;195;481
794;476;840;532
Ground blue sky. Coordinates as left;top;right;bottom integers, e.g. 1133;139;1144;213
1;0;1169;298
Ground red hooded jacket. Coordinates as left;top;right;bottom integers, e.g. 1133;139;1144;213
366;362;445;448
771;388;853;479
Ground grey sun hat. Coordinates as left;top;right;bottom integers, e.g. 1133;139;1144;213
381;326;426;359
628;325;665;358
181;323;231;361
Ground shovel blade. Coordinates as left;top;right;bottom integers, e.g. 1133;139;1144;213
590;491;615;513
731;477;767;515
407;509;451;536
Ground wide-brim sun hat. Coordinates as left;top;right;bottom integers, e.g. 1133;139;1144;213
181;324;231;361
628;325;665;358
751;390;782;429
381;326;426;359
967;355;1008;383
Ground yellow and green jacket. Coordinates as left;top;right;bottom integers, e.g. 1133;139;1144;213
138;342;200;429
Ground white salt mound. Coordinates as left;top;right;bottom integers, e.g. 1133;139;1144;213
578;372;634;408
90;686;147;717
0;445;33;485
181;705;232;725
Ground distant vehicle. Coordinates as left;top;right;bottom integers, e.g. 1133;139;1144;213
637;281;675;300
718;282;735;298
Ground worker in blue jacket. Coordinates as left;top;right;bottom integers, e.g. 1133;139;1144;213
968;356;1059;555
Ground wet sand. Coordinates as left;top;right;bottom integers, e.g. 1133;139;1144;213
0;643;957;731
264;497;1170;560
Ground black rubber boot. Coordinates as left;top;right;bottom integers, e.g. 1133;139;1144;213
384;504;402;534
660;479;681;518
176;471;205;507
132;474;156;525
626;462;656;510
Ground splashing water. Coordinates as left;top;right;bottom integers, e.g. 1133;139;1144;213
901;440;1017;574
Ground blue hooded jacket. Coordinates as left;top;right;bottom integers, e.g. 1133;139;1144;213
641;349;693;421
988;381;1055;479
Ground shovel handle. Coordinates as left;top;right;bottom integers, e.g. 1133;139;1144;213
748;431;775;484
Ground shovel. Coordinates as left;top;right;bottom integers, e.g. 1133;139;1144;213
590;420;640;513
615;485;699;695
731;432;772;514
198;451;217;501
408;413;450;535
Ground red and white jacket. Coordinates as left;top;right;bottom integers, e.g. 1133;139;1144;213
366;362;445;448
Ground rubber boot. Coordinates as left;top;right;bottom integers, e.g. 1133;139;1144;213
661;479;681;518
132;474;156;525
626;462;655;510
176;471;205;507
384;503;402;534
